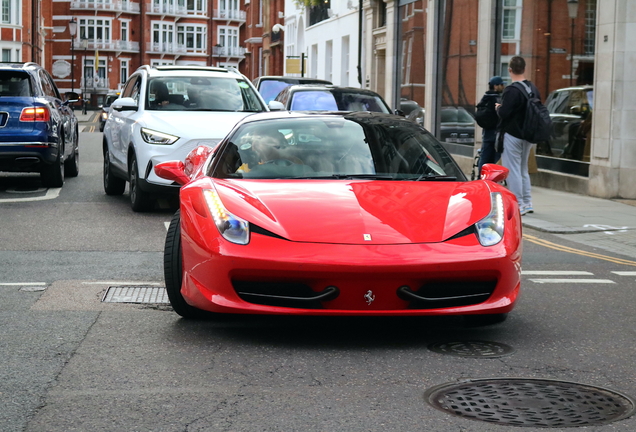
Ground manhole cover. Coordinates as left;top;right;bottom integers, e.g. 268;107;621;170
425;378;636;428
102;286;169;304
428;341;515;358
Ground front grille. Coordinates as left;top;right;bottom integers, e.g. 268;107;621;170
398;280;497;309
234;281;338;309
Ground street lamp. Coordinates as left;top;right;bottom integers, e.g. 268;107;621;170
81;38;89;114
68;18;77;93
567;0;579;86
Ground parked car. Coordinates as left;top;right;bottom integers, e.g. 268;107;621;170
440;106;475;145
155;111;522;323
98;92;120;132
400;98;425;126
273;84;394;113
253;76;332;104
102;65;268;212
0;62;79;187
542;85;593;160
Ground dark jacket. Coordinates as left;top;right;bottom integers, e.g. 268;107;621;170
497;80;542;140
476;90;501;131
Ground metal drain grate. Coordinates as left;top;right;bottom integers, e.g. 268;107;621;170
425;378;636;428
428;341;515;358
102;286;169;304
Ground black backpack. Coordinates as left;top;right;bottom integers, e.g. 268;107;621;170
513;81;552;143
474;95;499;130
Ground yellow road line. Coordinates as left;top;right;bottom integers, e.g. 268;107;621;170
523;233;636;267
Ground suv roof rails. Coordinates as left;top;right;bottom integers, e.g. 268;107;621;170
135;65;236;74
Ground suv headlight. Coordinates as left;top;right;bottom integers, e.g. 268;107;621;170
140;127;179;145
475;192;505;246
204;189;249;245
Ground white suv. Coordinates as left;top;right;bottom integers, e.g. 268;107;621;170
103;65;267;211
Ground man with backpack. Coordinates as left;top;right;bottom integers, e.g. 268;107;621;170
475;76;505;174
496;56;551;216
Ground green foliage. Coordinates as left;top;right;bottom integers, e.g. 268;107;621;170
293;0;325;8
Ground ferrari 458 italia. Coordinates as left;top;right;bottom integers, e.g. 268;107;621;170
155;111;522;324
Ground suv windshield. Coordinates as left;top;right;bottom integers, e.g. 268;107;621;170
146;76;264;112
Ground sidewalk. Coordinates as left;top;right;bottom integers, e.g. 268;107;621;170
522;186;636;260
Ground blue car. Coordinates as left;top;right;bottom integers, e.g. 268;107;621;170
0;62;80;187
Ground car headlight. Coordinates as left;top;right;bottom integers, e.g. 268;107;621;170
101;111;109;121
140;127;179;145
475;192;505;246
203;189;249;245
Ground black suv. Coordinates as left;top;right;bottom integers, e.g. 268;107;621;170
0;62;79;187
99;92;119;132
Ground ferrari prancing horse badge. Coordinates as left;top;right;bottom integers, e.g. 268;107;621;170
364;290;375;305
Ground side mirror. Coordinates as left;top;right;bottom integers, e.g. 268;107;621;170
394;109;405;116
480;163;509;183
268;101;286;111
570;105;582;115
154;161;190;186
184;145;214;177
111;97;138;112
64;91;80;104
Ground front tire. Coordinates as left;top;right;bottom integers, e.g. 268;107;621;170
64;131;80;178
164;210;206;319
129;156;153;212
103;147;125;195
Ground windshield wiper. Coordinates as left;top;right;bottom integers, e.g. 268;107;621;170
412;174;457;181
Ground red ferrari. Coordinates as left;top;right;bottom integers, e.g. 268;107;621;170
155;112;522;323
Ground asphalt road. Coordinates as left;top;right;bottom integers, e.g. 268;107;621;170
1;126;635;431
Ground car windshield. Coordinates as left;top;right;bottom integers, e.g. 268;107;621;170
0;72;32;97
212;115;466;181
258;80;291;104
289;90;391;113
441;107;474;124
145;76;264;112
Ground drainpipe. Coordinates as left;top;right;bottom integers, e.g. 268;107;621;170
357;0;362;86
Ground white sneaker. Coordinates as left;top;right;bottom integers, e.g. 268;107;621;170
520;207;528;216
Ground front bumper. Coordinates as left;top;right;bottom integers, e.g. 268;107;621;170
180;220;522;316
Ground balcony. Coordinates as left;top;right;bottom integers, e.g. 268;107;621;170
212;45;246;58
146;42;188;55
213;9;246;23
81;76;110;91
146;3;207;17
77;39;140;53
71;0;140;13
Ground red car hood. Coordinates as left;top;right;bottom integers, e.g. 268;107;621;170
212;179;494;245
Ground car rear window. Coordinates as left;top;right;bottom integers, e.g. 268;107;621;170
0;72;32;97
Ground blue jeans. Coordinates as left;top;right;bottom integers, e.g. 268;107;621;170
501;133;534;210
478;128;501;174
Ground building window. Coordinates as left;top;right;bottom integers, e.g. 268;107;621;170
502;0;522;41
309;0;330;26
2;48;11;62
120;59;129;85
377;0;387;28
584;0;597;56
341;36;350;85
80;18;111;42
121;21;128;42
1;0;12;24
188;0;206;14
177;25;207;52
325;40;333;83
153;22;175;51
218;26;239;48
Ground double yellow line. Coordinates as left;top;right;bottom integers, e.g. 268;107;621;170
523;233;636;267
